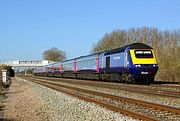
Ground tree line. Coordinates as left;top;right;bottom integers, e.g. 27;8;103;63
91;27;180;82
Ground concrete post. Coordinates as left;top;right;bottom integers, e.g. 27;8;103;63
2;70;7;84
2;69;11;87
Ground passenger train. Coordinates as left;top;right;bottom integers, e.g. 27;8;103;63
34;43;158;84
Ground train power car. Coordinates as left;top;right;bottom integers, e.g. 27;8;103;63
34;43;158;84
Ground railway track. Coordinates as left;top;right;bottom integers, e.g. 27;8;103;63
23;75;180;99
151;84;180;90
20;76;180;121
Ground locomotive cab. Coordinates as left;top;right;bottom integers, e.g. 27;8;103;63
127;48;158;83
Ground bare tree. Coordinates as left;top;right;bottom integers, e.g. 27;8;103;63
43;47;66;61
91;30;126;53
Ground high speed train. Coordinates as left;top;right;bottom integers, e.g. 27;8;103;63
34;43;158;84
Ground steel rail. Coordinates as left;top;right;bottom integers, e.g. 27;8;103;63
27;75;180;98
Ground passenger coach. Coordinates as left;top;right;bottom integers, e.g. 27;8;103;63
34;43;158;84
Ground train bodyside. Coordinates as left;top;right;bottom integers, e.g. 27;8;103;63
53;62;62;77
44;63;55;77
98;48;127;81
34;67;44;76
76;53;100;79
61;59;76;78
34;43;158;84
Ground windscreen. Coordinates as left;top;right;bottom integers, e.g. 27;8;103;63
134;50;153;58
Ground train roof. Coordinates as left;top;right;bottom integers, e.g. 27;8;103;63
127;43;152;49
104;43;152;55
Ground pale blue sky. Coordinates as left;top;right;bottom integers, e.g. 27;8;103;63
0;0;179;61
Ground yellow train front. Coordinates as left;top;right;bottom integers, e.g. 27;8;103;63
127;43;158;84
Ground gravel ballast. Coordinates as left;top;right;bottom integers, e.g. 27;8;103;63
4;77;138;121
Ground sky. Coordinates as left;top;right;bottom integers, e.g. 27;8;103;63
0;0;180;62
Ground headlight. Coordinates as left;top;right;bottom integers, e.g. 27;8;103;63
153;64;158;67
135;65;141;67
